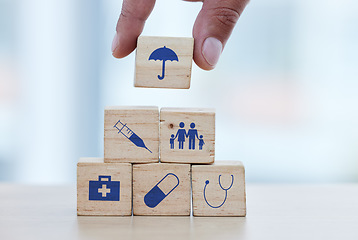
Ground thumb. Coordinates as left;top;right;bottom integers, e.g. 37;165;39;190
192;0;249;70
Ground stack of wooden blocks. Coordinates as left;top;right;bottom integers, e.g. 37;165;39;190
77;37;246;217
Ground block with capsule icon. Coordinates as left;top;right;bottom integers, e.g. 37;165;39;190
104;106;159;163
160;107;215;164
192;161;246;216
77;158;132;216
135;36;194;89
133;163;191;216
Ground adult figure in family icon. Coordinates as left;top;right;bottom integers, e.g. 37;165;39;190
170;122;204;150
174;122;187;149
188;123;198;150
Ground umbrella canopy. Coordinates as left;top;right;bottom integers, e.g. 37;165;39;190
149;46;179;62
148;46;179;80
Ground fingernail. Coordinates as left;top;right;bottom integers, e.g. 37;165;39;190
202;37;222;67
111;32;119;52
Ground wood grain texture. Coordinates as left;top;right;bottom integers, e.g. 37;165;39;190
77;158;132;216
160;108;215;164
192;161;246;216
133;163;191;216
135;36;194;89
104;106;159;163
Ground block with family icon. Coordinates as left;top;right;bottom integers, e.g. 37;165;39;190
134;36;194;89
160;108;215;164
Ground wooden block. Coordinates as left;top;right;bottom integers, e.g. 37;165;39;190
160;107;215;164
192;161;246;216
77;158;132;216
104;106;159;163
133;163;191;216
135;36;194;89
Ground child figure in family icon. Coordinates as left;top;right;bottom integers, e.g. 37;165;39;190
199;135;205;150
170;122;204;150
170;134;175;149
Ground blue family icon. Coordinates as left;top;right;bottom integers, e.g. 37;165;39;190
149;46;179;80
89;175;120;201
203;175;234;208
170;122;205;150
144;173;179;208
114;119;152;153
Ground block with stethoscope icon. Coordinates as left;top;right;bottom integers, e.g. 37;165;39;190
192;161;246;216
132;163;191;216
77;158;132;216
104;106;159;163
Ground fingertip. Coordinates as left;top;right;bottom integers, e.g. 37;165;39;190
202;37;222;67
111;32;120;54
193;37;222;71
111;31;137;59
112;47;136;59
193;56;215;71
192;35;212;70
112;47;134;59
111;31;123;59
112;50;123;59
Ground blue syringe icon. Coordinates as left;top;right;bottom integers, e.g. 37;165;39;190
113;120;152;153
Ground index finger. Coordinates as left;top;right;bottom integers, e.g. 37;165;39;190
112;0;156;58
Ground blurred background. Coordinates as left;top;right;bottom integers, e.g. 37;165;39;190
0;0;357;184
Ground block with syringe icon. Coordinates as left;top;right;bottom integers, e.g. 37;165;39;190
104;106;159;163
113;120;152;153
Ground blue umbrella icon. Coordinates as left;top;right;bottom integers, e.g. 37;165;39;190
148;46;179;80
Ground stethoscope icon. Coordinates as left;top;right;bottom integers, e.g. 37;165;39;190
203;175;234;208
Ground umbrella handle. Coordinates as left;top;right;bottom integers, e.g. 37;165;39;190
158;60;165;80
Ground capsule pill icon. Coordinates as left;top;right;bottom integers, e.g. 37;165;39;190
144;173;180;208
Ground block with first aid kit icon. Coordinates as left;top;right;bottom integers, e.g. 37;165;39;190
132;163;191;216
191;161;246;216
77;158;132;216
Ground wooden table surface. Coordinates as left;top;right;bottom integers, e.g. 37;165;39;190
1;184;358;240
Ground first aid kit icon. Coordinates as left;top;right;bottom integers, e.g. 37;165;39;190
89;175;120;201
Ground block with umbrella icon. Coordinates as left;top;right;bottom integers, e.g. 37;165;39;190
135;36;194;89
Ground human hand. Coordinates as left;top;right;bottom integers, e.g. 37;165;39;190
111;0;249;70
